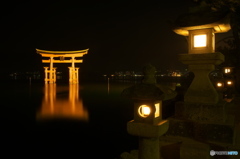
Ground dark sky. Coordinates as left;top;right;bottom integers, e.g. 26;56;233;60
1;0;217;76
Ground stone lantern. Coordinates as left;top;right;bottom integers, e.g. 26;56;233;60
162;10;240;159
122;64;176;159
173;12;231;104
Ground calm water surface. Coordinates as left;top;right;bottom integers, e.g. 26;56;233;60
2;81;139;158
1;80;182;158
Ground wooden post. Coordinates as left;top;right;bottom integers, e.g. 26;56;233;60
69;67;73;84
49;57;54;83
76;68;79;84
72;57;76;83
44;67;49;84
53;67;57;83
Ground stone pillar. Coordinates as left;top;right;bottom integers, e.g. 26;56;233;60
178;53;224;104
138;137;160;159
127;120;169;159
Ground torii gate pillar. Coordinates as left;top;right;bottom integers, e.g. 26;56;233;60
69;67;79;84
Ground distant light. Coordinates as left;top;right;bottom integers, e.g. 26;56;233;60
217;82;223;87
103;75;107;77
227;81;232;85
225;68;231;74
194;34;207;47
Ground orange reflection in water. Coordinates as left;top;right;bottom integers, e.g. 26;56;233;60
37;84;88;121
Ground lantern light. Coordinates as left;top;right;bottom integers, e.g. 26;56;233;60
224;67;233;74
194;34;207;47
138;105;151;118
225;69;230;73
188;29;215;54
227;81;232;85
138;103;160;118
154;103;160;117
217;82;223;87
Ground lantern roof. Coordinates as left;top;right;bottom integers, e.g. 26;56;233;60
173;10;231;36
121;83;164;101
122;64;177;101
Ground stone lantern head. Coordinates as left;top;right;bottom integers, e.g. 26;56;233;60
122;64;165;125
173;11;231;54
122;83;164;125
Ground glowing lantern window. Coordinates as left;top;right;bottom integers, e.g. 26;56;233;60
138;103;160;118
227;81;232;85
188;28;215;54
154;103;160;117
194;34;207;47
138;105;151;118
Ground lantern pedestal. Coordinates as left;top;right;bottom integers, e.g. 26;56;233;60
127;120;169;137
127;120;169;159
179;52;224;104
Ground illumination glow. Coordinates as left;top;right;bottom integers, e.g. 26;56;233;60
225;68;231;73
138;105;151;117
194;34;207;47
217;83;223;87
143;106;150;115
154;103;160;117
227;81;232;85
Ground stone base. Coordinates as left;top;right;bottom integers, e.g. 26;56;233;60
180;140;212;159
174;101;232;124
157;96;240;158
166;117;236;145
159;136;240;159
159;136;208;159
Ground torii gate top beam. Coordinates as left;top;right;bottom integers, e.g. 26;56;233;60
36;48;89;57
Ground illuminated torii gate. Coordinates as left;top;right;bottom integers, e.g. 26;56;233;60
36;49;88;84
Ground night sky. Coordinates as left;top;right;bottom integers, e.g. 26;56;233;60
1;0;227;77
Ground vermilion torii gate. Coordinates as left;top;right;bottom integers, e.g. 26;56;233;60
36;49;88;84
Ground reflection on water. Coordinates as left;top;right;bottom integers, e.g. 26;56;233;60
36;84;88;121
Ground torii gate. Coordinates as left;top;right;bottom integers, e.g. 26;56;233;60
36;49;88;84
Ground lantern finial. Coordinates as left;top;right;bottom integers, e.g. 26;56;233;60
142;64;157;84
